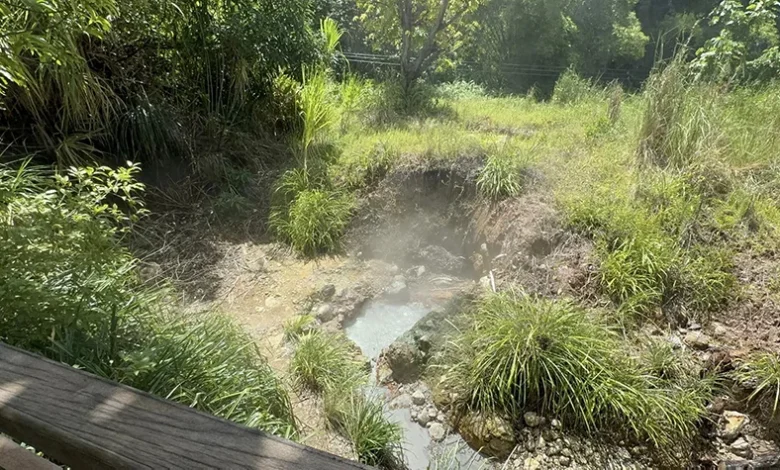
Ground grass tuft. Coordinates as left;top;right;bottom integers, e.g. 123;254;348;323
440;292;712;453
289;331;363;393
325;392;404;469
734;353;780;418
477;149;524;200
271;188;353;257
637;59;719;169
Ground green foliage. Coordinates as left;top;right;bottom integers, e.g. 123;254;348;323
734;353;780;418
271;188;353;256
0;163;145;350
289;331;364;393
283;315;317;342
357;0;483;91
477;151;523;200
692;0;780;82
1;0;318;168
325;392;404;469
441;292;713;452
84;310;296;437
437;81;488;100
552;69;602;104
0;162;296;437
638;59;720;169
300;68;336;167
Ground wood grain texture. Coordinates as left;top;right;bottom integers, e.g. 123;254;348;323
0;435;61;470
0;344;371;470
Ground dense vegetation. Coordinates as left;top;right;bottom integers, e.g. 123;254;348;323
3;0;780;468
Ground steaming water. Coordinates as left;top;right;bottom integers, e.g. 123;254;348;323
344;301;430;359
345;301;486;470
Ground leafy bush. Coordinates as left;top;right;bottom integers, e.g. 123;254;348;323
441;292;712;451
477;152;523;200
325;392;404;469
289;331;363;393
271;189;353;256
0;163;145;350
734;353;780;418
552;69;601;104
0;162;296;437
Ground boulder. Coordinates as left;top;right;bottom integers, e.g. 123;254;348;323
383;341;425;384
429;423;446;442
384;275;410;302
684;331;712;351
314;303;336;322
415;245;467;275
412;390;426;406
458;411;516;459
524;411;544;428
389;393;413;409
523;457;542;470
319;284;336;301
720;411;749;443
729;437;752;459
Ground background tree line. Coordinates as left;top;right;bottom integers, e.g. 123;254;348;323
2;0;779;173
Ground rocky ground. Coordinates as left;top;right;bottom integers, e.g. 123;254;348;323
142;161;780;469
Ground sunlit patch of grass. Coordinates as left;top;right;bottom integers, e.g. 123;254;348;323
734;353;780;418
283;314;316;343
439;292;713;455
289;331;364;393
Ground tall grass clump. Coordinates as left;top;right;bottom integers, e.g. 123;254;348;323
440;292;712;452
637;59;720;169
476;149;525;200
299;68;336;169
325;392;404;469
83;310;296;437
734;353;780;418
271;188;353;256
289;331;404;468
289;331;364;393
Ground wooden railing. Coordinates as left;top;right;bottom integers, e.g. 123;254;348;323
0;344;370;469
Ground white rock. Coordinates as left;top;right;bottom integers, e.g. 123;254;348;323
720;411;749;443
412;389;426;406
429;423;446;442
524;411;543;427
729;437;752;459
265;296;282;309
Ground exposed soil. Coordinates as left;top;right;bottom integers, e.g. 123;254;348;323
140;157;780;469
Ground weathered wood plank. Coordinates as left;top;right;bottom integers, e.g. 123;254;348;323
0;344;371;469
0;435;61;470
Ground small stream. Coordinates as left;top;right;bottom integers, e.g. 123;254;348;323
345;300;486;470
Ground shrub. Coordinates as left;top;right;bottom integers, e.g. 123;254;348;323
552;69;600;104
441;292;712;451
271;189;353;256
734;353;780;418
1;162;296;437
477;152;523;200
0;163;145;351
289;331;363;393
325;392;404;469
